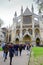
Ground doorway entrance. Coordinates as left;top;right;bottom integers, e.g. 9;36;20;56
36;38;40;46
23;34;31;44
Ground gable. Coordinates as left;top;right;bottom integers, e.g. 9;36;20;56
23;7;32;16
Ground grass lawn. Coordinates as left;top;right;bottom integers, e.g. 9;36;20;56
32;47;43;57
29;47;43;65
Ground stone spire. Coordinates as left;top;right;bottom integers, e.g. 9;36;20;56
21;6;23;15
14;11;17;17
31;4;34;13
13;11;18;24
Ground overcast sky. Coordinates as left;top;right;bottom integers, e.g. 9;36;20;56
0;0;38;27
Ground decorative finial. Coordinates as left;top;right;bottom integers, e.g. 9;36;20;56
14;11;17;17
31;4;34;13
21;6;23;15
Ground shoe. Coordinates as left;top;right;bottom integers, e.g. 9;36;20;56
4;59;5;62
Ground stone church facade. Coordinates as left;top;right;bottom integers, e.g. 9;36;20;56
9;5;43;45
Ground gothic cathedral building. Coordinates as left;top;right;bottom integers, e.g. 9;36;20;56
9;5;43;46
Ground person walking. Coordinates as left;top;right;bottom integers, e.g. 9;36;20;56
26;44;29;55
3;43;9;62
19;44;22;56
9;43;14;65
15;44;19;56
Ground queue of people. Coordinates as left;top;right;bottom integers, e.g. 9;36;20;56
1;42;31;65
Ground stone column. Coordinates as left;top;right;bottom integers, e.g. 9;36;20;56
20;6;23;44
20;16;23;44
31;4;35;45
39;12;43;45
32;14;36;46
32;15;34;38
14;23;16;42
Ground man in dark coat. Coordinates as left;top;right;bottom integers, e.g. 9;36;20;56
9;43;14;65
15;44;19;56
19;44;22;56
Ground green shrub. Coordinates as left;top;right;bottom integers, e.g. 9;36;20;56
0;47;2;51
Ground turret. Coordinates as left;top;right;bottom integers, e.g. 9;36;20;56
14;11;17;18
31;4;34;14
13;11;18;24
21;6;23;15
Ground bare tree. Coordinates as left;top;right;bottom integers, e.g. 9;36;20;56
34;0;43;12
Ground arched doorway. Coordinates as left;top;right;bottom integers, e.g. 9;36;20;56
23;34;31;44
36;38;40;46
15;38;19;44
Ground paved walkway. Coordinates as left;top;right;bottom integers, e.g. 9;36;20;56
0;50;30;65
